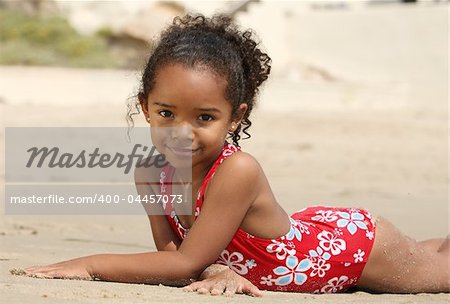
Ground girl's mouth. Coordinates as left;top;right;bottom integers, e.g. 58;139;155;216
167;146;200;157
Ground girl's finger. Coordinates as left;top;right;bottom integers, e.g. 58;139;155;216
182;286;194;292
24;268;44;274
48;271;64;278
196;287;210;294
25;264;58;272
27;267;56;275
29;272;54;279
236;285;244;294
224;283;237;297
183;281;207;292
243;283;263;297
194;280;216;294
182;281;200;292
210;282;226;295
209;288;222;295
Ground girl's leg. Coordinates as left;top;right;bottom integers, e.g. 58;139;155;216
357;217;450;293
419;237;449;253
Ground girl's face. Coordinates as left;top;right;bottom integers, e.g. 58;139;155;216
141;63;246;169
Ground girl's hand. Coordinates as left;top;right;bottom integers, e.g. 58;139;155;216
183;264;262;297
24;258;92;280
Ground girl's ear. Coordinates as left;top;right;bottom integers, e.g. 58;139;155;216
230;103;248;131
138;93;150;122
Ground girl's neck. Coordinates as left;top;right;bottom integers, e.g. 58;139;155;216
172;144;225;185
173;160;213;187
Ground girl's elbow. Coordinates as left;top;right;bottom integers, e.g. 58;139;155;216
175;251;213;281
182;262;203;281
178;257;204;281
163;264;200;286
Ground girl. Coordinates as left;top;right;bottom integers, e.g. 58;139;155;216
24;14;449;296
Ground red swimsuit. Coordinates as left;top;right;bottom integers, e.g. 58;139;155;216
160;143;376;293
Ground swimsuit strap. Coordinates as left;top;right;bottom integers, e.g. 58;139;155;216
159;164;175;213
159;143;240;239
196;143;240;211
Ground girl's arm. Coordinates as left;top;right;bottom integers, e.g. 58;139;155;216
138;165;261;294
26;152;261;286
134;163;181;251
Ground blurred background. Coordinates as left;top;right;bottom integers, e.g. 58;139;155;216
0;0;448;248
0;2;448;302
0;0;447;110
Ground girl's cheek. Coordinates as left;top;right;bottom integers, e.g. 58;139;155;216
150;128;166;152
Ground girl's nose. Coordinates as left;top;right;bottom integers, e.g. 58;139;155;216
171;124;193;143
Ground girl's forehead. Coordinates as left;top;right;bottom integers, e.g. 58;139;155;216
158;63;225;82
153;63;228;98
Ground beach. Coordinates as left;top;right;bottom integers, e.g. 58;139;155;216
0;2;448;303
0;64;448;303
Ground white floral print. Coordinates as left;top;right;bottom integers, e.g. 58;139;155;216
217;250;248;275
365;230;374;240
308;246;331;277
286;218;303;242
260;275;275;286
222;144;239;157
320;275;349;293
310;258;331;278
266;240;296;260
317;231;347;255
295;220;312;235
308;246;331;262
365;211;376;226
245;259;257;269
194;206;200;217
353;249;365;263
272;255;312;286
312;210;338;223
336;212;368;235
334;228;343;236
169;210;189;239
159;171;167;208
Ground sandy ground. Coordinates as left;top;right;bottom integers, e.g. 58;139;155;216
0;65;448;303
0;3;449;304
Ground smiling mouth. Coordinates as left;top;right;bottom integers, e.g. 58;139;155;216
167;146;200;157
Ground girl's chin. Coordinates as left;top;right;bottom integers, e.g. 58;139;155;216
166;160;194;171
164;151;196;169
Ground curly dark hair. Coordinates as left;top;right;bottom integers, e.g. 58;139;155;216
127;14;271;146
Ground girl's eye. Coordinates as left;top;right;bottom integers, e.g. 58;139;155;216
198;114;213;121
158;110;173;118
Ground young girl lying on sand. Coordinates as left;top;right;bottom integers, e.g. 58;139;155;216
24;14;449;296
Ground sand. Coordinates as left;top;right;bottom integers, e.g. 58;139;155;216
0;3;449;303
0;64;448;303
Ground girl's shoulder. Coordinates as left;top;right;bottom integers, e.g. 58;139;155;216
212;150;263;186
202;150;264;215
